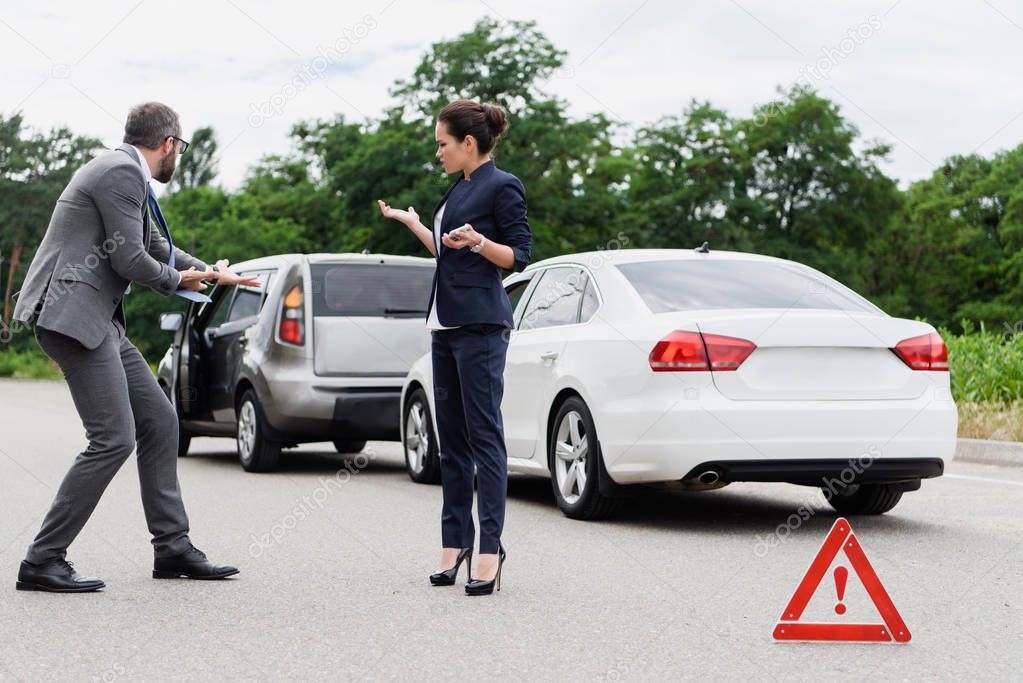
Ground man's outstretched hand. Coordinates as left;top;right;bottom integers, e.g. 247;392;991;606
178;267;211;292
212;259;261;287
177;261;260;292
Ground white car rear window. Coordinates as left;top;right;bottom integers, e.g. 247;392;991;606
616;260;878;313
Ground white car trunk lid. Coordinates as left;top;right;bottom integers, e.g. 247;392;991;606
691;309;935;400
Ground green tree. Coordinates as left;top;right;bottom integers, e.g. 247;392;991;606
293;114;446;255
0;112;102;350
169;125;218;191
298;17;627;263
629;101;751;251
894;147;1023;329
390;17;565;120
627;88;903;299
739;87;902;291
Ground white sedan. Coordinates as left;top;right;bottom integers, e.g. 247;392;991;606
400;248;957;519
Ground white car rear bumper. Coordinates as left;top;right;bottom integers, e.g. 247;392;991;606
597;379;957;485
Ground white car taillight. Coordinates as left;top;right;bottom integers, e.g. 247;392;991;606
649;330;756;372
891;332;948;371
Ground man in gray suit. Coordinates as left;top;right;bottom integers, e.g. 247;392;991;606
12;102;254;592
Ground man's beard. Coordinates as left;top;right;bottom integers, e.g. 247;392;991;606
155;151;177;183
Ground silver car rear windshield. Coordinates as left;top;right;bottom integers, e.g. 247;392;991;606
615;259;879;314
311;263;434;317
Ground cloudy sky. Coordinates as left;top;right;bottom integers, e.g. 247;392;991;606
3;0;1022;192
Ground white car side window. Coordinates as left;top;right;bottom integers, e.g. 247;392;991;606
519;267;587;331
578;275;600;322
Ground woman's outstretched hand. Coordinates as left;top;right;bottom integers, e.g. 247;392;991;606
377;199;419;227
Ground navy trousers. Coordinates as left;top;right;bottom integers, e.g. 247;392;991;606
431;323;510;555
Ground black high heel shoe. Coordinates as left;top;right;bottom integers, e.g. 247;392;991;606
465;546;505;596
429;547;472;586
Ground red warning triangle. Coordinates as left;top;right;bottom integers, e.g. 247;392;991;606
773;517;911;643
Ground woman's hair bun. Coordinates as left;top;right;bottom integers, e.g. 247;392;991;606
481;103;508;142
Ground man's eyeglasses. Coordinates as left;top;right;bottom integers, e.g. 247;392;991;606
169;136;190;154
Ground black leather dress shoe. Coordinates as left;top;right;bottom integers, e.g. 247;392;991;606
153;545;239;580
16;559;105;593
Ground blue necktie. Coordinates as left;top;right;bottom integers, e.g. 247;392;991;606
147;185;211;303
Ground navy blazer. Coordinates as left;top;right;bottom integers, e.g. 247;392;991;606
426;160;532;328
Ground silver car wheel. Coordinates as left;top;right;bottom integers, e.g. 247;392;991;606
405;400;429;474
238;400;257;463
554;410;588;505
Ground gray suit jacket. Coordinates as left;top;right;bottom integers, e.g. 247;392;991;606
12;143;207;350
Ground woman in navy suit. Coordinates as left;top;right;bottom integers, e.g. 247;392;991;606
378;99;532;595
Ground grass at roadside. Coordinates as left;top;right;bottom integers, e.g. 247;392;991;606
943;322;1023;405
957;402;1023;441
0;347;159;379
942;323;1022;441
0;348;62;380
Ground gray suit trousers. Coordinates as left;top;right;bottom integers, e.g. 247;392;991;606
27;320;191;563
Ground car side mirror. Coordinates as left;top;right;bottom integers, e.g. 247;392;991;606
159;312;184;332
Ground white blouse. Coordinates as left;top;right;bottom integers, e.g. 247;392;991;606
426;202;458;330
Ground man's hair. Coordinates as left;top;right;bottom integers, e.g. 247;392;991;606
123;102;180;149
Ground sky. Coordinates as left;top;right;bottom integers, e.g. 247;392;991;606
2;0;1022;193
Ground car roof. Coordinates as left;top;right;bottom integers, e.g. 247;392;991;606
231;249;795;276
230;253;435;271
304;253;435;265
523;248;793;272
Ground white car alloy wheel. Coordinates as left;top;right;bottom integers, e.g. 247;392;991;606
549;397;618;520
237;400;257;465
405;401;429;475
554;410;589;505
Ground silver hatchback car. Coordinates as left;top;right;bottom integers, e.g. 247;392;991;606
156;253;435;471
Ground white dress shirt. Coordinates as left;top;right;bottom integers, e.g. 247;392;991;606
129;144;153;184
426;202;458;331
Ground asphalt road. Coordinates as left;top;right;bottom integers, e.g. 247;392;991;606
1;378;1021;681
